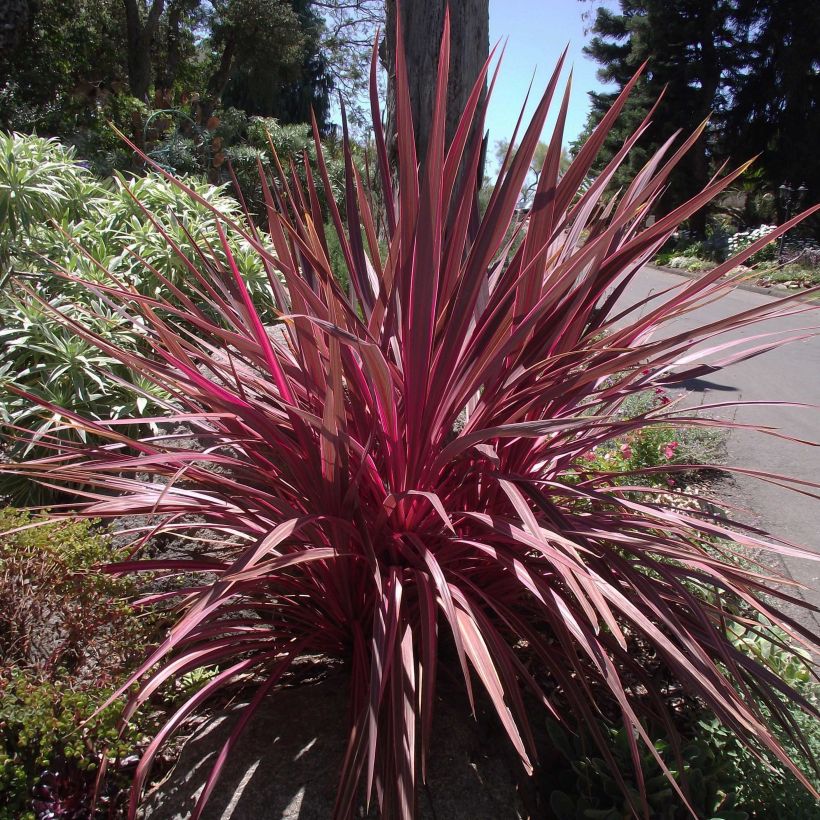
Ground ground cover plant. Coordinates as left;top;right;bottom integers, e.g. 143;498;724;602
545;615;820;820
755;263;820;290
0;509;161;820
3;16;820;820
655;222;820;288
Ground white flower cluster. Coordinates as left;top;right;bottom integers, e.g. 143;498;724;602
727;224;777;255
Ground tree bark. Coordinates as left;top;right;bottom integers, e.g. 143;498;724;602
123;0;166;101
688;10;721;236
0;0;31;56
200;34;237;122
159;0;185;91
383;0;489;172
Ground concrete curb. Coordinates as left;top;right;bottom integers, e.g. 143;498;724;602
647;264;819;303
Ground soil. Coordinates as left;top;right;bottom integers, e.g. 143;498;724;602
141;671;527;820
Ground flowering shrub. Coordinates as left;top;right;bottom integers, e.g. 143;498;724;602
3;19;820;820
727;224;777;263
579;430;682;484
574;387;724;494
668;254;713;271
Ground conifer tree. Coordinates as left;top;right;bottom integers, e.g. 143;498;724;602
578;0;734;233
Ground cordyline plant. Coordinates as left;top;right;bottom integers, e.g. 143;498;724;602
4;17;820;819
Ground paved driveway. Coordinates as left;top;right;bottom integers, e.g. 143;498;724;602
624;267;820;634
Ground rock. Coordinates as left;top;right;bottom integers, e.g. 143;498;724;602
142;674;525;819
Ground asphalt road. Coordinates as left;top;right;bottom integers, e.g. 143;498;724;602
624;266;820;635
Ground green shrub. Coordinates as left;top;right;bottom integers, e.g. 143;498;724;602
0;509;160;819
145;111;347;219
0;671;151;820
144;134;202;178
243;118;346;217
65;93;150;177
655;225;731;267
547;718;745;820
547;622;819;819
0;132;102;275
680;240;708;258
0;509;145;676
0;82;64;135
0;291;168;505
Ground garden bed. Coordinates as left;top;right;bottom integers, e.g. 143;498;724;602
655;226;820;293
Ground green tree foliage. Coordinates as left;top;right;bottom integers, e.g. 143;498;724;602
215;0;332;128
0;0;126;132
577;0;734;232
720;0;820;208
578;0;820;234
0;0;32;55
0;0;333;134
152;0;206;92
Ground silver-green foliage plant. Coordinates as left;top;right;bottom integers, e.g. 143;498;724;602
0;134;277;503
0;132;101;276
668;255;714;272
0;293;169;504
1;132;273;298
0;293;158;428
44;172;273;304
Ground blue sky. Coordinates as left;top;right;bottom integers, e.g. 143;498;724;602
485;0;613;156
326;1;613;154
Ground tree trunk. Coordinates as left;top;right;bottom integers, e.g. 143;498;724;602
123;0;166;101
0;0;31;56
688;11;721;237
159;0;185;91
383;0;489;171
201;36;237;122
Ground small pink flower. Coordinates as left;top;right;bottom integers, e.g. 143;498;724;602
667;478;676;487
663;441;679;460
653;387;671;405
619;443;632;460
